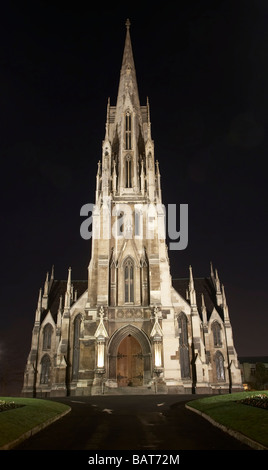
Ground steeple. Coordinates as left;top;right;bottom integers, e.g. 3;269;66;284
116;18;140;115
98;19;156;200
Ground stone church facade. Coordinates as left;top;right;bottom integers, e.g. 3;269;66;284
22;20;242;397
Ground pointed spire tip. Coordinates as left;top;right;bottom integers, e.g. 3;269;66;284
125;18;131;30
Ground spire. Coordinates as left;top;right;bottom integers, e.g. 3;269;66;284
44;271;49;296
57;295;63;328
64;267;72;310
189;265;197;307
112;158;117;194
140;158;145;195
155;160;162;202
35;288;42;325
189;265;194;291
201;293;208;325
116;18;140;114
42;271;49;309
222;284;230;322
147;96;152;140
50;265;54;282
67;266;71;290
215;268;222;305
210;261;214;280
49;265;54;290
105;97;110;141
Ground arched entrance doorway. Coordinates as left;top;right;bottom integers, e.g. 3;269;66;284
117;335;143;387
108;324;152;387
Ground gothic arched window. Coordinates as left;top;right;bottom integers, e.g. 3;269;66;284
141;250;149;306
124;257;134;303
178;313;190;378
43;324;53;350
212;321;222;347
125;155;132;188
117;211;124;237
40;355;51;384
135;208;141;237
72;315;82;380
215;351;225;381
125;112;132;150
109;254;117;307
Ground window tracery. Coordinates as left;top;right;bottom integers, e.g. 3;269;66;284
124;257;134;303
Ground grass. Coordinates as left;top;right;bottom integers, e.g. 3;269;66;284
186;390;268;448
0;396;70;449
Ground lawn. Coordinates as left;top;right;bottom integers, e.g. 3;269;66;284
0;397;70;449
186;391;268;449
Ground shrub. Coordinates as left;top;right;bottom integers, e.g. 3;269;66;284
239;394;268;410
0;400;24;413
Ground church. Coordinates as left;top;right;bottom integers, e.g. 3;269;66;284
22;20;242;397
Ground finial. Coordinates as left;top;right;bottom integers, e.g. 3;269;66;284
201;293;208;324
189;265;197;307
125;18;131;30
44;271;49;296
38;288;42;309
99;305;105;319
222;284;226;305
221;284;229;320
210;261;214;278
189;265;193;285
154;305;160;321
215;268;221;292
35;288;42;324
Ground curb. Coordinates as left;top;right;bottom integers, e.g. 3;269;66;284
0;406;71;450
185;404;267;451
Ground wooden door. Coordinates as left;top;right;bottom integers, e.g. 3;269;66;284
117;335;144;386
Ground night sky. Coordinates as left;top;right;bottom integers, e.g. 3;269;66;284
1;1;267;395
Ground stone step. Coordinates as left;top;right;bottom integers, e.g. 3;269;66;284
92;385;167;395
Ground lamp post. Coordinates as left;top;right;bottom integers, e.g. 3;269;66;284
153;333;163;393
96;335;106;394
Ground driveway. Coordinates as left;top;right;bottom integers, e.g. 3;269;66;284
13;394;252;452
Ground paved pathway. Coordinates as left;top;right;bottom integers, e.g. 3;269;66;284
13;395;252;452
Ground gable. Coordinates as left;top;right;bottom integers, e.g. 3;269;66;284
172;277;224;322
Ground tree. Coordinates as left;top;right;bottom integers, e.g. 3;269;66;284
255;363;268;390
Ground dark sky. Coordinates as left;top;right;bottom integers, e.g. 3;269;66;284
1;0;267;394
